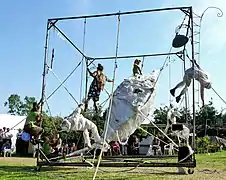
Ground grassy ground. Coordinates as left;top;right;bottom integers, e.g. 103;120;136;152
0;151;226;180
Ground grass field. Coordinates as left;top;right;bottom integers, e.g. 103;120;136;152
0;151;226;180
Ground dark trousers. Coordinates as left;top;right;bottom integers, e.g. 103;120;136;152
24;124;43;139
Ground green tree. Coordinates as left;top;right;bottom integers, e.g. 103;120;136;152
221;113;226;125
153;106;168;124
4;94;37;116
196;101;218;126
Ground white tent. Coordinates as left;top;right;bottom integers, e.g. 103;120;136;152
0;114;26;148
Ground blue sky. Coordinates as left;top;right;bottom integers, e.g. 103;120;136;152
1;0;226;117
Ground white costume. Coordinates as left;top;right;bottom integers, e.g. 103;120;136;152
184;66;211;87
171;66;211;101
165;106;190;146
61;104;102;148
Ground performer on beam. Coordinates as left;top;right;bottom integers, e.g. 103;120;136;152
23;102;44;144
170;60;211;106
85;63;113;113
132;59;142;76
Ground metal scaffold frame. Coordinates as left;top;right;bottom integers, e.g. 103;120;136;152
37;6;197;175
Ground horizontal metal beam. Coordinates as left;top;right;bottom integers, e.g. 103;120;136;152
37;161;196;168
48;6;191;21
84;155;177;159
90;51;183;61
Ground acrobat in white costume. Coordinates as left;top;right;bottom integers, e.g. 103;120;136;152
170;60;211;106
165;105;190;146
61;104;102;148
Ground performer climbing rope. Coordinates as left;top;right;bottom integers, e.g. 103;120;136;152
170;60;211;106
23;102;44;144
84;63;114;113
132;59;142;76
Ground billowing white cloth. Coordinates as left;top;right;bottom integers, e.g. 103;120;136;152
61;104;101;147
102;69;160;143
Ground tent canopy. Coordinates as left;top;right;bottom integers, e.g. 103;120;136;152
0;114;26;147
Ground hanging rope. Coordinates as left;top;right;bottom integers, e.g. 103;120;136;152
43;94;58;133
141;56;145;71
138;110;178;148
92;13;120;180
138;127;178;152
153;14;187;85
182;50;189;126
168;57;172;103
80;18;87;103
212;87;226;105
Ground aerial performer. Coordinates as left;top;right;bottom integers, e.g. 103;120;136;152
132;59;142;76
61;103;102;148
84;63;114;113
23;102;44;144
170;60;211;106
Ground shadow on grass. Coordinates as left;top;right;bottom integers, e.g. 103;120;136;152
0;165;81;173
0;165;84;179
0;165;189;180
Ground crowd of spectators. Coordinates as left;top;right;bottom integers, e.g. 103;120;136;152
0;127;14;157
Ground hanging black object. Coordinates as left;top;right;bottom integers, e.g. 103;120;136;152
172;34;189;48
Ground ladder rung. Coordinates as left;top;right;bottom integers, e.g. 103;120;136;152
193;23;200;27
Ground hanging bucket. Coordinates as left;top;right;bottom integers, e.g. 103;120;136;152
21;132;31;141
172;34;189;48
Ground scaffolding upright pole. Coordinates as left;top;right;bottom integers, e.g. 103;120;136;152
38;20;51;165
190;7;196;150
40;21;50;111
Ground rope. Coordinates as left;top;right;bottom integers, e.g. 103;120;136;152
43;94;58;132
80;18;87;103
182;51;189;126
138;126;178;151
92;13;121;180
169;57;172;103
141;56;145;71
99;96;111;107
212;87;226;105
138;110;178;148
47;66;79;105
